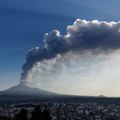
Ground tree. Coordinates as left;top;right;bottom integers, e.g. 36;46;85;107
15;108;28;120
31;106;51;120
42;109;51;120
31;106;42;120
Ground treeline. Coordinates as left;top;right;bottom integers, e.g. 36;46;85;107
15;106;51;120
0;106;51;120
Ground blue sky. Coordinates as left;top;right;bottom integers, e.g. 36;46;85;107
0;0;120;92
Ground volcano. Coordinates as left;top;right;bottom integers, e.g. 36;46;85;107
0;84;58;96
0;84;118;104
0;84;59;103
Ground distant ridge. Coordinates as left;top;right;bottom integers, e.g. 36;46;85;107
98;95;106;97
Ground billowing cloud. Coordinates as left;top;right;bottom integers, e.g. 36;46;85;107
20;19;120;96
21;19;120;81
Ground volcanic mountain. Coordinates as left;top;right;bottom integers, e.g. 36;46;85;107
0;84;58;96
0;84;119;104
0;84;59;103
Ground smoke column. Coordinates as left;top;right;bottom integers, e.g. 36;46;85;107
20;19;120;93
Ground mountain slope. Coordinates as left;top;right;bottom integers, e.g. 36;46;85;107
0;85;119;104
0;84;58;96
0;84;60;104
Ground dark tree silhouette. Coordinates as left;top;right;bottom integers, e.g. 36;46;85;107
31;106;51;120
31;106;42;120
42;109;51;120
15;108;28;120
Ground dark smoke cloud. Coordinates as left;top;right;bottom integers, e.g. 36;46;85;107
21;19;120;80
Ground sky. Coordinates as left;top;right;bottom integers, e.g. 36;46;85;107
0;0;120;96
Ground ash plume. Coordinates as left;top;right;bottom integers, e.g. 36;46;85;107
20;19;120;83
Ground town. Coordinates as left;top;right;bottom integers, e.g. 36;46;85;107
0;101;120;120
